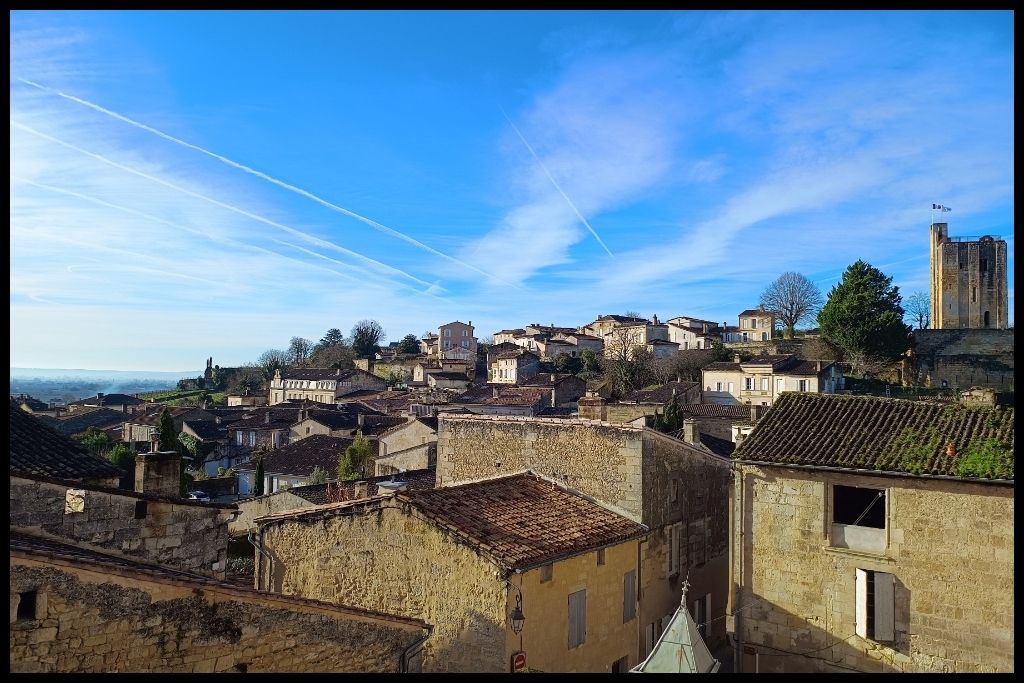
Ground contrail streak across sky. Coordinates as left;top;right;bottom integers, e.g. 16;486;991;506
10;119;437;291
501;108;614;257
15;76;519;289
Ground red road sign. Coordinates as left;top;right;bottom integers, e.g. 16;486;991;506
511;652;527;672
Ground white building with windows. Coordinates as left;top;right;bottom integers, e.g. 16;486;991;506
727;393;1014;673
421;320;477;360
701;354;841;406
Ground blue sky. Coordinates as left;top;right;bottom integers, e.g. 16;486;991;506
10;10;1014;372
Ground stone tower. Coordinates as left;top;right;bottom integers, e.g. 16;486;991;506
929;223;1008;329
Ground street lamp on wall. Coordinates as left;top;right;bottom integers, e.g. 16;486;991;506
508;583;525;634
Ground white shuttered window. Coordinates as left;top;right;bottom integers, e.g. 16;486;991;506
855;569;895;641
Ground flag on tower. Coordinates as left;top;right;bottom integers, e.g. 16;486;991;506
932;204;951;212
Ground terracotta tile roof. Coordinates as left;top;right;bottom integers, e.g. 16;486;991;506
703;361;741;372
734;393;1015;480
620;381;700;405
497;349;538;360
401;473;647;570
740;354;793;368
9;531;427;629
456;386;550;406
739;308;771;317
43;407;127;435
286;468;437;504
126;406;214;427
520;373;584;388
359;415;409;436
430;372;471;381
677;404;751;418
281;368;381;382
9;405;125;480
181;419;227;441
14;395;49;411
239;435;377;477
69;393;144;407
783;359;836;376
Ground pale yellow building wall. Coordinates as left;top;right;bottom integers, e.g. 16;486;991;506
507;541;640;673
379;420;434;456
732;465;1014;673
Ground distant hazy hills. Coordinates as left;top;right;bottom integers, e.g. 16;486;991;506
10;367;201;403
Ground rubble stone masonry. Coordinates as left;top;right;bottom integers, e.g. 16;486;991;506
10;555;426;672
258;500;508;672
11;475;233;578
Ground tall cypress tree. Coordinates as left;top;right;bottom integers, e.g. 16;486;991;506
157;407;179;452
254;457;265;496
818;260;911;372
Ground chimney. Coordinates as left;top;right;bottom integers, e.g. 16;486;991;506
135;450;183;497
652;313;659;325
264;411;271;424
357;413;365;430
751;404;763;423
97;392;104;401
816;360;822;372
550;388;556;408
550;373;556;383
215;416;221;425
493;387;500;399
945;442;957;458
733;353;742;363
682;418;700;445
122;404;128;414
468;321;472;327
353;481;369;498
578;392;607;421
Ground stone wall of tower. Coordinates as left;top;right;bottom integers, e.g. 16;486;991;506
929;224;1008;330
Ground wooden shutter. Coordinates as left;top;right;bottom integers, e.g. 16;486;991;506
623;570;637;623
855;569;868;638
569;590;587;648
874;572;895;641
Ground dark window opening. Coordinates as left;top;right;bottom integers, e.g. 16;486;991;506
833;485;885;528
984;311;990;328
17;591;37;620
980;258;988;272
597;548;606;566
134;500;148;519
611;656;629;673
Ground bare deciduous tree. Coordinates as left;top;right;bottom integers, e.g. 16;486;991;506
288;336;313;366
904;291;930;330
760;272;824;339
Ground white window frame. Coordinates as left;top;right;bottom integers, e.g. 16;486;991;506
760;377;769;391
715;382;723;392
744;377;753;390
728;382;735;394
799;379;809;392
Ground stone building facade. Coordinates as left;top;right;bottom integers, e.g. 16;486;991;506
269;368;387;405
253;473;645;673
435;415;732;662
929;222;1008;330
10;533;429;673
728;393;1014;673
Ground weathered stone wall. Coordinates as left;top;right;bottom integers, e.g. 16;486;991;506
437;416;644;519
639;430;732;651
229;491;315;537
374;443;434;476
10;559;425;672
258;501;507;672
733;465;1013;672
910;329;1014;390
436;416;733;657
11;476;232;578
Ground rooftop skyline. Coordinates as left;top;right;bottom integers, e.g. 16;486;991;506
10;10;1014;371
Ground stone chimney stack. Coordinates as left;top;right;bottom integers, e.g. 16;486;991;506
357;413;365;430
733;353;742;363
493;387;500;399
353;481;369;499
577;391;607;421
751;404;764;423
816;360;822;372
97;392;105;401
682;418;700;445
135;450;182;497
264;411;271;425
